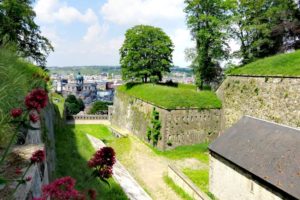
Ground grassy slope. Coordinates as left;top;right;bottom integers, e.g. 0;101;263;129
55;124;128;200
163;175;193;200
150;142;210;164
229;50;300;76
118;83;221;109
0;49;47;146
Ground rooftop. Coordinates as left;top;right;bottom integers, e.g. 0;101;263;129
209;116;300;199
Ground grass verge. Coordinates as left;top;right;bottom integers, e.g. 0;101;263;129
148;142;210;164
55;124;128;200
117;83;221;109
228;50;300;77
163;175;193;200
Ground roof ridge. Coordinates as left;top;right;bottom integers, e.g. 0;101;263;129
244;115;300;132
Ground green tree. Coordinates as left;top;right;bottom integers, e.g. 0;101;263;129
65;102;80;115
184;0;230;89
88;101;112;114
0;0;53;67
230;0;300;64
120;25;174;83
65;95;84;115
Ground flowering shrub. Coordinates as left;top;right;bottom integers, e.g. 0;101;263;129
39;177;84;200
0;87;48;198
30;150;45;164
29;112;39;123
88;147;116;184
10;108;23;118
25;88;48;112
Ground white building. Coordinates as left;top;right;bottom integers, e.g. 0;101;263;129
209;116;300;200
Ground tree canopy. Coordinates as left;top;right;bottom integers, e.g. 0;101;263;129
185;0;300;87
65;95;85;115
0;0;53;67
184;0;231;89
120;25;174;83
230;0;300;64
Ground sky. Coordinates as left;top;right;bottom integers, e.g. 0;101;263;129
34;0;196;67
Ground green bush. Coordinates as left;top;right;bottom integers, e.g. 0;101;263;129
88;101;112;114
65;95;85;115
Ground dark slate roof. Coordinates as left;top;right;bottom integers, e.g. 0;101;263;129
209;116;300;199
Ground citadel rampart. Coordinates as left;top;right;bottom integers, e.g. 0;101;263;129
110;91;221;150
217;75;300;130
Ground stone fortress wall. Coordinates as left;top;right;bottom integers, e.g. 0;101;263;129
111;76;300;150
110;92;221;150
216;76;300;130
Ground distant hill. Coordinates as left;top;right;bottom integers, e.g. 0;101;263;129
228;50;300;77
47;66;192;76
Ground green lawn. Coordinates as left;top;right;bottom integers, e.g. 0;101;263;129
117;83;222;109
55;124;128;200
182;169;216;199
51;93;65;118
163;175;193;200
149;142;210;164
228;50;300;76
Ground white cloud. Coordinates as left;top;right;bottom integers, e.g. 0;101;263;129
170;28;194;67
34;0;98;24
101;0;184;25
83;23;109;43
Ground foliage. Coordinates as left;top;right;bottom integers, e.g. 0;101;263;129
0;86;48;198
184;0;231;89
227;50;300;76
55;125;128;200
0;48;48;146
88;101;112;115
51;93;65;118
65;95;85;115
147;108;161;146
117;83;222;109
0;0;53;67
120;25;174;83
230;0;300;64
163;175;193;200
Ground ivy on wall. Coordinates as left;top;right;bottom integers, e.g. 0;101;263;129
147;108;161;146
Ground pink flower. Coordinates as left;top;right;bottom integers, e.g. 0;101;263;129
98;167;113;179
29;113;39;123
30;150;45;164
88;189;97;200
25;176;32;182
41;177;85;200
25;89;48;112
10;108;23;118
88;147;116;168
15;168;22;175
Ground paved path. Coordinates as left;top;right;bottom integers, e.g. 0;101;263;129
86;134;152;200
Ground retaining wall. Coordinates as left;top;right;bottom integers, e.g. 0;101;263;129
111;91;221;150
217;76;300;130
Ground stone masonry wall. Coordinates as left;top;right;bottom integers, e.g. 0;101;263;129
217;76;300;130
111;91;221;150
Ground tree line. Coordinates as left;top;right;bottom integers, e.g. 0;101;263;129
185;0;300;88
120;0;300;89
0;0;53;68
